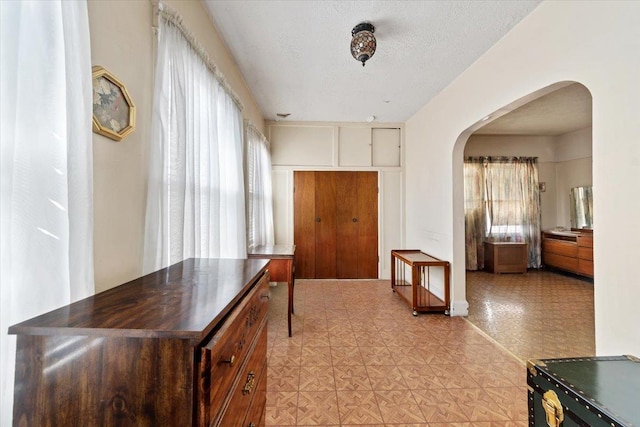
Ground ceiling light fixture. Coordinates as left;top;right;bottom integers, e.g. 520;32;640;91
350;22;376;67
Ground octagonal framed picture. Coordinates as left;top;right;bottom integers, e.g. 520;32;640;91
92;66;136;141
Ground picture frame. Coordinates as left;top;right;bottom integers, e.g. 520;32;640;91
91;66;136;141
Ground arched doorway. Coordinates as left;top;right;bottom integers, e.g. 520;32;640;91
453;82;595;361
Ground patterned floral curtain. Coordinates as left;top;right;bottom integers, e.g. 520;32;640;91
464;160;486;270
464;157;542;270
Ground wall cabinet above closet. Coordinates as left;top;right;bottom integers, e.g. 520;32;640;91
269;123;401;168
339;127;401;167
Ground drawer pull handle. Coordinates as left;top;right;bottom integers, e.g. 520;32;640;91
221;355;235;366
242;371;256;395
261;293;270;300
248;423;256;427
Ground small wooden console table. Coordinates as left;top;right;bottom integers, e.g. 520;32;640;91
391;250;450;316
248;244;296;336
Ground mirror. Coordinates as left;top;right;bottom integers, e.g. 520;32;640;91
570;186;593;229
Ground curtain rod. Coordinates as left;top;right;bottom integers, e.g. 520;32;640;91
465;156;538;162
153;2;244;111
244;120;270;148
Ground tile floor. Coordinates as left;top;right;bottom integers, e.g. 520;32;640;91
466;270;595;361
266;279;530;426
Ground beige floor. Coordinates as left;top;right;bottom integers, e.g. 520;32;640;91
466;269;595;362
266;279;533;426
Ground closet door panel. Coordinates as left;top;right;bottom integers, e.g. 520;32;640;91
336;172;359;278
314;172;337;278
357;172;379;278
294;172;316;278
293;171;379;280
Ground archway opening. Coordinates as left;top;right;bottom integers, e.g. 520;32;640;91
453;81;594;361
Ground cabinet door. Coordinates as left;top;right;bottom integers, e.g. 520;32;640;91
372;128;400;167
294;171;316;278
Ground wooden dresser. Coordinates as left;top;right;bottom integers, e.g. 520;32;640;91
9;258;270;427
542;229;593;278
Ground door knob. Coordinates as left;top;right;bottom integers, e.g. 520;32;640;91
316;217;321;222
352;218;358;222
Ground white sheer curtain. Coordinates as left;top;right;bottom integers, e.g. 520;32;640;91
0;1;93;424
245;122;274;248
144;5;246;273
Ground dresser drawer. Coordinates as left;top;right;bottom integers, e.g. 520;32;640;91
542;239;578;258
243;368;267;427
577;234;593;248
216;322;268;427
578;259;594;277
198;273;269;427
578;246;593;261
544;253;578;272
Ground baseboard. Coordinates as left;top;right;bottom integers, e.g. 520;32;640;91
449;299;469;317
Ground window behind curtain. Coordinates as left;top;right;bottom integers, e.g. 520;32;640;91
464;157;542;270
1;1;94;423
245;123;274;248
143;6;246;273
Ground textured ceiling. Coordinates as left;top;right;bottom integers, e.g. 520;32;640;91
203;0;542;123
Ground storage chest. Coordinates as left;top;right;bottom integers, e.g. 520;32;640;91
527;356;640;427
483;241;528;273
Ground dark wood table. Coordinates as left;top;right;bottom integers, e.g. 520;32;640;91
248;244;296;336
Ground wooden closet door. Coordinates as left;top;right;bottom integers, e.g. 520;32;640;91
294;172;316;278
336;172;359;278
356;172;378;278
314;172;337;278
294;171;378;279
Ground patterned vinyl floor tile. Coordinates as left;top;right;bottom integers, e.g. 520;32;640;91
266;271;593;426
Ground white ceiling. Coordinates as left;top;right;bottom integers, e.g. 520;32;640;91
475;83;593;136
203;0;542;123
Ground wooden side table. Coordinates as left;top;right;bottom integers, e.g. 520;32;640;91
248;244;296;336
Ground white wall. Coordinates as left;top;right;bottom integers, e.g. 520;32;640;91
88;0;264;292
464;135;557;161
267;121;404;279
405;2;640;356
555;127;593;228
556;157;592;229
